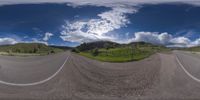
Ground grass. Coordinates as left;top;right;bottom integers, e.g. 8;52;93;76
183;46;200;52
0;52;41;56
0;43;65;56
78;46;169;62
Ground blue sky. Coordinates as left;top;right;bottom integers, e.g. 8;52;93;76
0;0;200;47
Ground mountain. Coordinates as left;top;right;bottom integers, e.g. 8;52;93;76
75;41;167;51
73;41;170;62
76;41;120;51
50;45;72;50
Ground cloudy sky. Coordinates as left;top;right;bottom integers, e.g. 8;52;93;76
0;0;200;47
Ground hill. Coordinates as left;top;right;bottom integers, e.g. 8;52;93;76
73;41;170;62
50;45;72;50
0;43;65;56
182;46;200;52
76;41;120;51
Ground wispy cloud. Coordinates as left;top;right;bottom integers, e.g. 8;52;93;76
60;7;136;43
43;32;53;41
59;3;200;47
1;0;200;47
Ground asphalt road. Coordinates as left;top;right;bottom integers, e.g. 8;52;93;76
0;52;69;85
0;51;199;100
174;51;200;80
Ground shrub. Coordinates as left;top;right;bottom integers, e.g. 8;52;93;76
72;48;80;53
50;50;55;54
33;48;38;53
8;50;12;54
92;48;99;56
16;49;21;53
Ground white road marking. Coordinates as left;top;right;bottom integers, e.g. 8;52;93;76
0;54;70;86
175;54;200;83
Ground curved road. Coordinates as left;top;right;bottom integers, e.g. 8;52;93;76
174;51;200;80
0;52;70;85
0;51;200;99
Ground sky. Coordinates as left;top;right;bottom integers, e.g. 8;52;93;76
0;0;200;47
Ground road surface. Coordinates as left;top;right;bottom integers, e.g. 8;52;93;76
174;51;200;80
0;52;69;85
0;51;199;99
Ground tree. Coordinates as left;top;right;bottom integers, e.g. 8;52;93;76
8;50;12;54
33;48;38;53
131;44;136;60
92;48;99;56
38;44;42;49
29;50;33;53
50;50;55;54
72;48;80;53
16;48;21;53
104;43;110;56
78;42;87;51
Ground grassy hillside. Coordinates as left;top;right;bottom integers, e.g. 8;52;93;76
0;43;65;56
73;41;170;62
50;45;72;50
182;46;200;52
76;41;120;51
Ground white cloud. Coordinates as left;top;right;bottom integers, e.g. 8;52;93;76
1;0;200;47
132;32;172;45
191;38;200;47
129;32;200;47
0;38;18;45
32;38;48;45
0;37;49;46
0;0;200;7
43;32;53;41
60;15;200;47
57;0;200;46
60;7;136;43
170;37;191;45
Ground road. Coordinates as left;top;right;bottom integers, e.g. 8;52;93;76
174;51;200;80
0;52;69;85
145;51;200;100
0;51;199;99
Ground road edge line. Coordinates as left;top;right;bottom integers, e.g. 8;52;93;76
175;55;200;83
0;53;70;86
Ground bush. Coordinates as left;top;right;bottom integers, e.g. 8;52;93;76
104;43;110;50
16;49;21;53
33;48;38;53
72;48;80;53
50;50;55;54
7;50;12;54
92;48;99;56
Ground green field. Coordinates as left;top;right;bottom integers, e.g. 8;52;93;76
74;41;170;62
